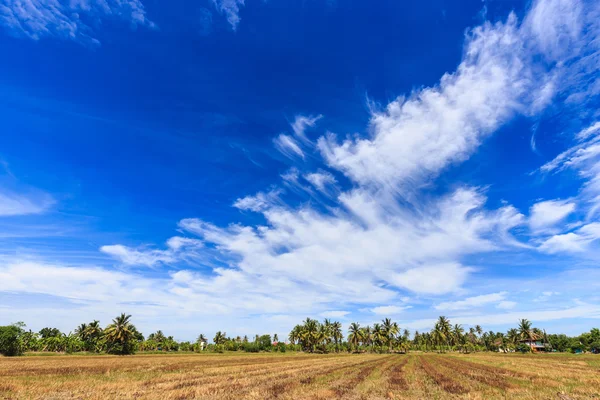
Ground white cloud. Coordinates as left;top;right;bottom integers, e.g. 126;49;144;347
0;190;54;216
7;0;600;338
318;14;543;190
435;292;507;311
291;114;322;143
304;171;336;192
100;244;176;266
539;222;600;254
541;121;600;218
403;304;600;331
273;134;305;159
233;189;283;212
212;0;244;30
529;199;576;232
320;310;350;318
496;301;517;310
370;305;409;315
0;0;154;44
166;237;204;251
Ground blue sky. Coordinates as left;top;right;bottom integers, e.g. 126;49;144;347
1;0;600;341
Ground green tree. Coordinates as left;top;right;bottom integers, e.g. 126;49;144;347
213;331;227;345
348;322;362;352
0;324;24;356
104;313;137;355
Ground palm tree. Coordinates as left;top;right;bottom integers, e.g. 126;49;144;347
435;316;452;352
213;331;227;345
348;323;362;352
104;313;136;355
332;321;343;352
372;324;383;347
507;328;519;347
289;325;301;345
402;329;410;342
518;319;537;342
452;324;464;351
75;323;88;340
381;318;399;352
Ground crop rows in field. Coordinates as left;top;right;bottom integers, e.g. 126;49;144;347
1;353;599;399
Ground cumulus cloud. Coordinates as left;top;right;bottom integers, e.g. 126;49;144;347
0;0;155;44
435;292;507;311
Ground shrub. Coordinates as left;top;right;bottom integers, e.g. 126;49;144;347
0;325;24;356
276;342;286;352
516;343;532;353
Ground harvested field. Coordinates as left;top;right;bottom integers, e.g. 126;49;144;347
1;352;599;399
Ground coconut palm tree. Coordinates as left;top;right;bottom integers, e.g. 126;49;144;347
289;325;301;345
507;328;519;347
213;331;227;345
332;321;343;352
381;318;399;352
75;323;88;340
518;319;537;342
104;313;137;355
348;323;362;352
453;324;464;351
435;316;452;352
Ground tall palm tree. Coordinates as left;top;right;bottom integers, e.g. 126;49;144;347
436;316;452;352
518;319;537;342
348;322;362;352
382;318;399;352
507;328;519;346
104;313;136;354
289;325;301;345
452;324;464;351
75;323;88;340
372;324;383;347
213;331;227;345
332;321;343;352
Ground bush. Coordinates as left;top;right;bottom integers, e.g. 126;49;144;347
214;344;225;353
0;325;24;356
516;343;532;353
276;342;286;352
242;342;260;352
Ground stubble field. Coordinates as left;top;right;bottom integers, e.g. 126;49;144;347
1;352;599;399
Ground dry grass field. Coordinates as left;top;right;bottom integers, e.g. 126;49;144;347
1;352;599;399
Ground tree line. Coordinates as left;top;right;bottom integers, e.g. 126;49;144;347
1;314;599;356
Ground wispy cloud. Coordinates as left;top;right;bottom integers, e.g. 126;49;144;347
0;0;155;45
371;305;409;315
212;0;245;30
273;134;305;159
435;292;507;311
0;189;54;216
